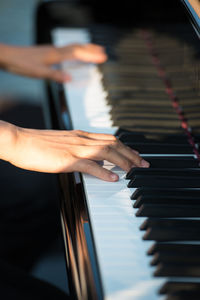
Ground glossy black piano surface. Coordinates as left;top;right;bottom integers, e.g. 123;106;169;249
36;1;200;299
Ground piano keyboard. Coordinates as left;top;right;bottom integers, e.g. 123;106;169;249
52;27;200;300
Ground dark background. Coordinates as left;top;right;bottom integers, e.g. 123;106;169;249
0;0;68;295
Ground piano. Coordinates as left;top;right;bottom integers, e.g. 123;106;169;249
35;1;200;299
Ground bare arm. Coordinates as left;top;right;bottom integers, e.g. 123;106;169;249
0;43;149;180
0;43;107;82
0;121;149;181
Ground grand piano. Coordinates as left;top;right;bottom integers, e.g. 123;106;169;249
35;1;200;299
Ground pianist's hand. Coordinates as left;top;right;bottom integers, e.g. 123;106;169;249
0;121;149;181
0;43;107;82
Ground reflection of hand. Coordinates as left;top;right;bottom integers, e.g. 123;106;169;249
0;121;149;181
0;43;107;82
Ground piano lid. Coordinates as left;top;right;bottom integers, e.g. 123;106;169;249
181;0;200;37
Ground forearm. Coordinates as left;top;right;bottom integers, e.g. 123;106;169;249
0;120;18;163
0;44;13;69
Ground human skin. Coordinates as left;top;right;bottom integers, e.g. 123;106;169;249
0;43;149;181
0;122;149;181
0;43;107;82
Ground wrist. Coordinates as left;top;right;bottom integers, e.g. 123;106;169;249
0;121;18;162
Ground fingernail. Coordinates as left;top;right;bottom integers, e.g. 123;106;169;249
141;159;150;168
110;173;119;181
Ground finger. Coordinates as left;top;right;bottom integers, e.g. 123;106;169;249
33;135;118;147
45;68;71;82
24;130;117;146
100;146;134;171
111;141;150;168
75;132;149;167
74;145;133;172
23;64;71;82
131;149;139;155
62;44;107;63
74;142;149;169
75;159;119;182
75;130;117;141
25;129;116;140
80;44;107;63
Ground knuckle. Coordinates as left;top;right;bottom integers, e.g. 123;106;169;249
125;160;132;170
126;144;131;150
120;157;132;170
104;139;119;148
136;156;143;165
114;139;123;148
73;158;84;172
82;159;95;173
111;135;118;141
87;160;95;168
74;130;83;135
110;139;118;147
102;144;111;154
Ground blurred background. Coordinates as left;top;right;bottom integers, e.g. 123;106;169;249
0;0;44;103
0;0;68;296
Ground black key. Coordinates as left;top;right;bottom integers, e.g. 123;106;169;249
112;109;176;118
114;124;183;133
135;203;200;217
128;174;200;188
150;250;200;265
118;132;189;144
142;221;200;241
127;167;200;180
131;187;200;200
159;281;200;295
113;117;181;128
148;242;200;256
127;157;199;174
119;125;185;135
154;262;200;277
140;218;200;231
133;195;200;208
125;142;194;154
165;292;200;300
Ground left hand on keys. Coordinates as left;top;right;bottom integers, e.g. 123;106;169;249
0;43;107;82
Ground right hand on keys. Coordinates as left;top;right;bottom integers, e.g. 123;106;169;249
0;121;149;181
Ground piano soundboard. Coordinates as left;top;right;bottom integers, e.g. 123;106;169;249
51;21;200;300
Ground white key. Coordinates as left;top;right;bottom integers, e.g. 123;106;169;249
53;28;169;300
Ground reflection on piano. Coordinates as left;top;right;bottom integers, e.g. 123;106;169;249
36;1;200;299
